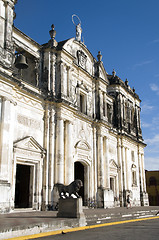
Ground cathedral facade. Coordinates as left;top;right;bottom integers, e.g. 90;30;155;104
0;0;149;213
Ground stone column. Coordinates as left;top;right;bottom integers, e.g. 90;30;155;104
47;52;51;92
67;66;70;97
32;166;36;209
138;149;143;193
117;137;123;206
104;137;109;189
60;61;64;96
49;51;56;94
0;0;5;47
121;145;126;190
85;165;90;203
115;174;119;201
97;127;106;207
138;152;143;192
98;132;104;188
141;154;146;192
69;68;74;100
56;117;64;183
4;1;14;51
42;104;49;209
55;61;62;98
48;108;55;206
103;92;108;120
11;148;17;209
125;147;128;190
140;153;149;206
90;155;94;200
121;144;126;205
138;148;145;206
39;153;43;210
65;120;73;184
93;126;97;201
36;160;40;210
99;89;103;119
0;97;16;180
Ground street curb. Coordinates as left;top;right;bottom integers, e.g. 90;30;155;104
5;216;159;240
0;218;80;240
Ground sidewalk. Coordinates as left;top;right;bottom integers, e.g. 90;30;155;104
0;206;159;240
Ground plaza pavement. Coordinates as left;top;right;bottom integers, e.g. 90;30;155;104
0;206;159;239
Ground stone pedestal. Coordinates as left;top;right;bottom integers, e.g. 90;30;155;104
103;189;114;208
57;198;85;219
141;192;149;206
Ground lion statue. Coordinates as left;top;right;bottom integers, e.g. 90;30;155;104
54;179;83;199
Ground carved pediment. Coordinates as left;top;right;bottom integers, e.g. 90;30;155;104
14;136;45;153
109;159;118;169
75;140;91;151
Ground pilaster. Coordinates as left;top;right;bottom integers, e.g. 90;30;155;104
0;0;15;67
97;131;104;188
60;61;64;97
138;149;144;193
141;154;146;192
103;92;108;120
104;136;109;189
0;97;16;180
67;66;71;97
117;137;123;206
48;107;55;206
65;120;73;184
99;89;103;119
42;104;49;209
125;147;128;190
121;143;127;205
93;125;97;199
49;51;56;94
55;116;64;183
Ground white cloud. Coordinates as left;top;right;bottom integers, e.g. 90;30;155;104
141;101;155;113
145;134;159;147
144;156;159;170
148;39;159;45
141;121;152;128
152;116;159;127
152;39;159;44
154;73;159;78
144;135;159;170
132;60;153;69
150;83;159;95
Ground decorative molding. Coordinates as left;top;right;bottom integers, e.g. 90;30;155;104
15;92;42;109
17;114;42;130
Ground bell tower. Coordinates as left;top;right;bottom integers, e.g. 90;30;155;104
0;0;17;67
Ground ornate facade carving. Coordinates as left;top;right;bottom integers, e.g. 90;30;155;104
77;50;87;69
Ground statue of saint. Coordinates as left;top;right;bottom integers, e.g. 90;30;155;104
76;23;82;42
72;14;82;42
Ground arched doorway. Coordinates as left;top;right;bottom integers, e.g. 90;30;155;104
74;161;85;204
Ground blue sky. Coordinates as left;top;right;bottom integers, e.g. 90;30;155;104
14;0;159;170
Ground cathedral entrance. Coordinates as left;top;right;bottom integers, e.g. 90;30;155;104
15;164;32;208
74;161;85;204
